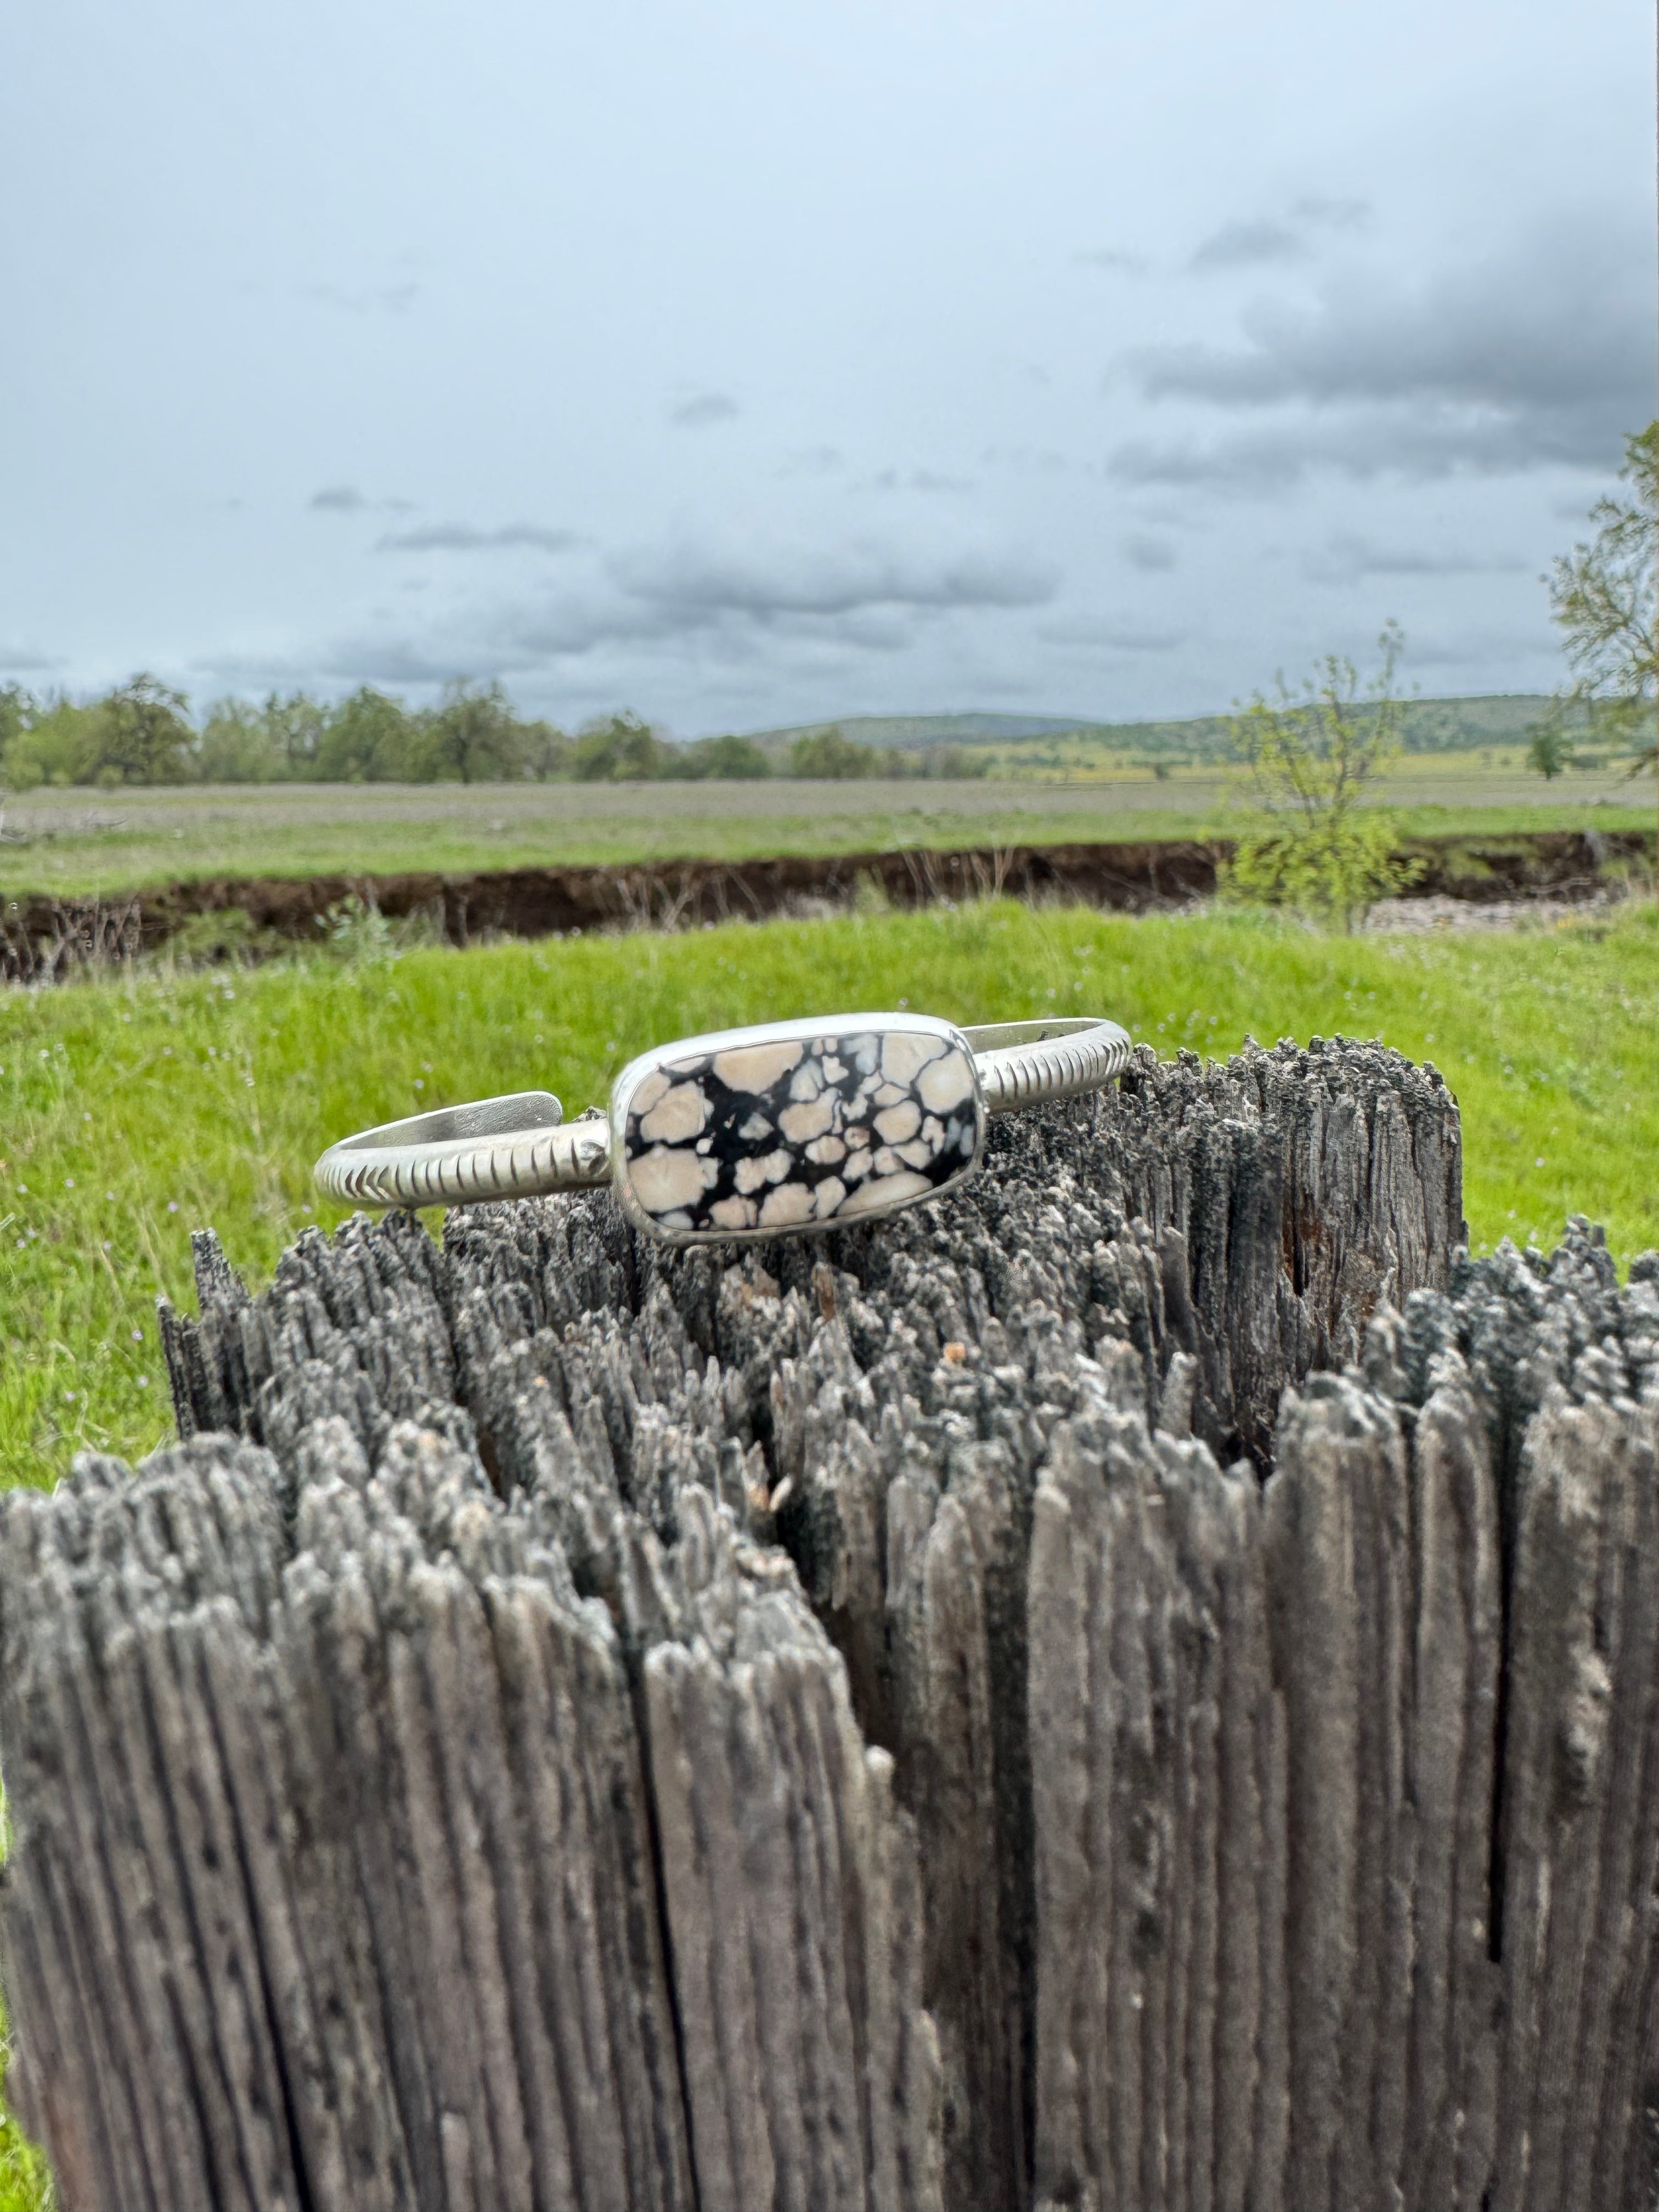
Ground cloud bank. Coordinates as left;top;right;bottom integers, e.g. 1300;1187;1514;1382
668;392;741;428
1114;214;1654;489
376;522;582;554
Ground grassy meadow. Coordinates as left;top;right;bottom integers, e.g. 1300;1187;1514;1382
2;896;1656;1488
2;761;1653;898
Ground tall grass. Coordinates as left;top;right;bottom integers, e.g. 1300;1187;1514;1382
2;898;1656;1487
0;2032;49;2212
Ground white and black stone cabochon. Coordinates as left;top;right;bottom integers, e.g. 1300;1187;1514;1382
614;1022;983;1240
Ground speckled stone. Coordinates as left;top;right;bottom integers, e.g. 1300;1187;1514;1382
616;1021;982;1239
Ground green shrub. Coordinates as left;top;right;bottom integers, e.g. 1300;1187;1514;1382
1526;724;1575;781
1223;623;1422;932
790;726;881;778
311;687;420;782
1;695;104;787
161;909;284;967
668;733;772;780
194;698;287;782
573;711;672;781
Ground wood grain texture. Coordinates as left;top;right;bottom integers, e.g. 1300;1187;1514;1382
7;1037;1659;2210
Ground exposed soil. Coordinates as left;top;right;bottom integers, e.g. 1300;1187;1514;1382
1;826;1650;984
1363;890;1635;934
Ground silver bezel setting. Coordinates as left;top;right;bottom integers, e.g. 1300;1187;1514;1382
608;1012;987;1246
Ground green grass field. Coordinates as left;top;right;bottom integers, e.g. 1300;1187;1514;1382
2;764;1652;898
3;897;1656;1489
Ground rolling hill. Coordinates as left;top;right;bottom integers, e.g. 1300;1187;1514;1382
739;695;1559;770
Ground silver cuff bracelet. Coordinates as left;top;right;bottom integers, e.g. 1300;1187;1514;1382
314;1012;1132;1245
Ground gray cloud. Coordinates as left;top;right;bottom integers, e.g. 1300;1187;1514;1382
0;646;61;673
321;641;485;684
981;444;1070;476
309;485;368;512
1135;246;1644;412
1037;617;1186;652
199;637;487;688
1076;247;1149;275
1396;625;1559;673
1121;532;1178;572
1299;531;1528;585
607;539;1056;627
1189;220;1310;272
1291;194;1370;231
780;444;845;476
297;536;1064;681
668;391;740;428
1189;198;1370;273
1113;213;1653;489
1110;414;1580;492
376;521;582;554
871;467;977;495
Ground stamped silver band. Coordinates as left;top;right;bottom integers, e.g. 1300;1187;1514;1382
314;1013;1130;1239
961;1017;1135;1114
314;1093;613;1210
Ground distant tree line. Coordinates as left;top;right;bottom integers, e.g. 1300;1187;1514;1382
0;680;992;789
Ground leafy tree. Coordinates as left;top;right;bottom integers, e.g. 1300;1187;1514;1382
420;679;528;783
1;689;52;786
1222;622;1421;934
92;674;193;783
667;733;771;780
261;692;330;778
789;726;880;778
314;687;416;782
518;718;573;781
573;710;669;781
1;693;100;785
921;744;991;780
1544;422;1658;812
1525;723;1575;781
195;698;285;782
0;683;28;769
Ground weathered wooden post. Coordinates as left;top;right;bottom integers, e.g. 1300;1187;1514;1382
3;1037;1656;2211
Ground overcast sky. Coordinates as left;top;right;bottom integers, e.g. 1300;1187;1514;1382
4;0;1652;735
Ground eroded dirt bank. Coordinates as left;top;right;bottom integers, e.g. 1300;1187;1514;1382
2;826;1650;982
